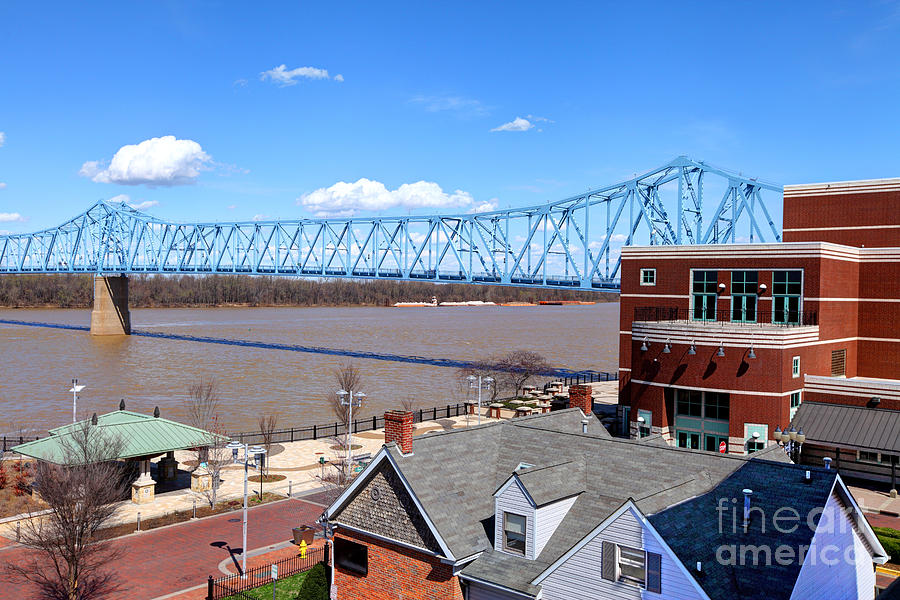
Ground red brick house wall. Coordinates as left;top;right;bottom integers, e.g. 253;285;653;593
334;529;464;600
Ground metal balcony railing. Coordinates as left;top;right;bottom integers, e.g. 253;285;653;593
634;306;818;327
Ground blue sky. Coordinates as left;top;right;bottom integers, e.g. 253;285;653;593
0;1;899;232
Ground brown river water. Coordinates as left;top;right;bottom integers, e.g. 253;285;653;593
0;303;619;435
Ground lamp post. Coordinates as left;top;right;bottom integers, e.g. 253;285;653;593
225;441;266;578
774;426;805;462
338;389;366;474
466;375;494;426
68;379;85;423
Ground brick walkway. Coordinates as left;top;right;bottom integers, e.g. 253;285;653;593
0;496;326;600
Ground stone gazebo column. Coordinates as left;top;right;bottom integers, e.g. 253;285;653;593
131;458;156;504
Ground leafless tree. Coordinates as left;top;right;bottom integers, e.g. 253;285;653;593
494;350;553;398
198;414;230;509
7;420;129;600
316;451;356;506
257;414;279;476
328;362;366;427
457;360;504;402
184;379;220;466
400;396;419;413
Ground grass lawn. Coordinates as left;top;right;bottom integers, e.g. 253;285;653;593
223;570;308;600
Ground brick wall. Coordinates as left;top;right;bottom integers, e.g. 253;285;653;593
569;384;593;416
334;529;464;600
385;410;413;454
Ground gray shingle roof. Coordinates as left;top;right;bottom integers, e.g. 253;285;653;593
340;409;844;599
791;401;900;453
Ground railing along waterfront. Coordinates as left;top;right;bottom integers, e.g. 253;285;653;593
633;306;818;327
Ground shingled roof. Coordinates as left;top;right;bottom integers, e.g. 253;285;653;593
327;408;864;599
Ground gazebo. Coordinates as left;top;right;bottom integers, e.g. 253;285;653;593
12;401;225;504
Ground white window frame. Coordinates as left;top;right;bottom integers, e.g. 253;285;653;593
640;268;656;286
789;391;802;420
616;544;647;588
792;356;801;378
502;511;527;556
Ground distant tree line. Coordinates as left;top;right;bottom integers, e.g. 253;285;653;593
0;274;615;308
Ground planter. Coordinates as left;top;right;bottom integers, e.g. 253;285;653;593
293;525;316;546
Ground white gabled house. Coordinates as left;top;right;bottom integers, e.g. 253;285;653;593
323;409;888;600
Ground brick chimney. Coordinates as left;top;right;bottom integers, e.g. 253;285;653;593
569;384;593;417
384;410;414;454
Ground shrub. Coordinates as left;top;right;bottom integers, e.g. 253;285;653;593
875;527;900;564
0;462;7;489
295;563;328;600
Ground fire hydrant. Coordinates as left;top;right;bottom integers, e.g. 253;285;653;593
299;539;308;559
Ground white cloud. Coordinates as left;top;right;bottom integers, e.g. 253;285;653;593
252;214;271;221
130;200;159;211
80;136;212;186
298;179;481;217
526;114;554;123
0;182;6;190
0;212;25;223
491;117;534;132
260;64;331;86
334;74;344;82
0;132;5;147
107;194;158;211
470;199;499;213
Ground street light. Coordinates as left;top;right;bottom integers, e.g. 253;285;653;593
467;375;494;426
775;425;805;462
225;440;267;578
338;389;366;473
68;379;85;423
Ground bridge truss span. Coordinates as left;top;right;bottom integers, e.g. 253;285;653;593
0;156;782;291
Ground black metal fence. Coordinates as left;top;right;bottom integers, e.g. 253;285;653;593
556;371;616;387
230;402;469;446
207;545;327;600
2;436;41;453
634;306;818;327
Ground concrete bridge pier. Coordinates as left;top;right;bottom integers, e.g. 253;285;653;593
90;275;131;335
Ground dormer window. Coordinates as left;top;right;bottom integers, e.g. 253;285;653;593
617;545;646;586
503;512;527;555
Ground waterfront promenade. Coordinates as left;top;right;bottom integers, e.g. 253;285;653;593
0;409;505;540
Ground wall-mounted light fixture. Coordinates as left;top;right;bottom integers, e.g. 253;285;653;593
663;338;671;354
748;345;756;359
758;283;767;294
640;337;649;352
716;343;725;357
688;341;697;355
718;282;726;293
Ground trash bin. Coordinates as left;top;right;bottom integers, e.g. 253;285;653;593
293;525;316;546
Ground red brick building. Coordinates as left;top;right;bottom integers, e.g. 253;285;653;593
618;177;900;460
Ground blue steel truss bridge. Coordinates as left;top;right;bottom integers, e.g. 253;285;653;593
0;156;782;292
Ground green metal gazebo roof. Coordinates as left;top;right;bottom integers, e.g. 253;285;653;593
12;409;225;463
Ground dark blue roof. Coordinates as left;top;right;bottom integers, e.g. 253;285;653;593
650;460;836;600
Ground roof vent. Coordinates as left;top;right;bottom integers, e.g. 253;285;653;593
805;470;811;483
119;399;126;411
581;419;589;434
824;457;832;470
91;412;98;425
742;489;753;531
153;406;160;418
696;561;702;573
515;462;534;472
